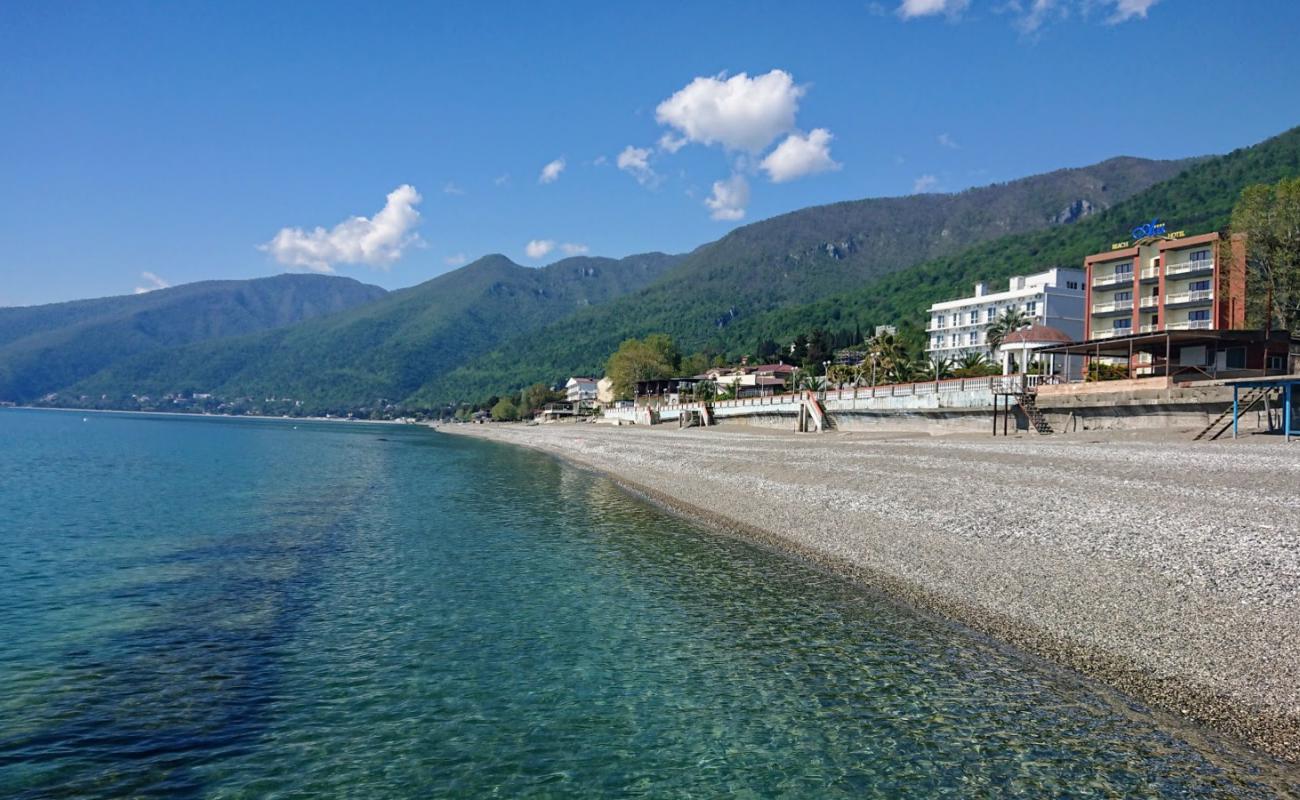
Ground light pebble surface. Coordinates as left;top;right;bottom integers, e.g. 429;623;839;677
440;421;1300;763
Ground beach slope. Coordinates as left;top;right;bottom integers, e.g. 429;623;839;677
441;423;1300;763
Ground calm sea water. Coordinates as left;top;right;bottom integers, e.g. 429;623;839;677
1;409;1296;798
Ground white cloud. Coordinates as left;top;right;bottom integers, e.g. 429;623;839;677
260;185;423;272
1108;0;1158;23
494;173;510;187
760;129;840;183
592;155;609;166
444;253;468;267
655;70;805;153
937;132;960;149
896;0;970;19
657;132;687;153
705;174;750;221
134;271;170;294
538;158;566;184
443;181;465;195
560;243;590;256
617;145;659;186
525;239;556;259
913;174;940;194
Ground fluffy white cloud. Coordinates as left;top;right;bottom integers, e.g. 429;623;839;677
261;185;423;272
134;271;170;294
560;243;590;256
655;70;805;153
525;239;556;259
913;174;940;194
896;0;969;19
539;158;566;184
444;253;467;267
1108;0;1158;23
616;145;659;186
705;174;749;221
760;129;840;183
937;132;959;149
443;181;465;195
494;174;510;187
657;132;687;153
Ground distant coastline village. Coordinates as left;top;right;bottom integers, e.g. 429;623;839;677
477;219;1299;442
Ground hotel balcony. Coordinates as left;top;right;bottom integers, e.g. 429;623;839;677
1139;296;1160;308
1165;259;1214;278
1140;323;1161;333
1139;266;1161;281
1164;289;1214;307
1092;272;1135;289
1090;327;1131;340
1166;319;1213;331
1090;299;1134;315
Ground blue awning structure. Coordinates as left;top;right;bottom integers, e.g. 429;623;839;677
1222;375;1300;442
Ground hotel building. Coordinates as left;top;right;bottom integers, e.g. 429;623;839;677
926;268;1086;360
1084;231;1246;341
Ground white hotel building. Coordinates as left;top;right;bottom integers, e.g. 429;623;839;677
926;268;1086;360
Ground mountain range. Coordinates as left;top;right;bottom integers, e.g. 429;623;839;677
6;124;1300;414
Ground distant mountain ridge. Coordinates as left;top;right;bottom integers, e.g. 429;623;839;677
63;252;679;410
0;274;386;403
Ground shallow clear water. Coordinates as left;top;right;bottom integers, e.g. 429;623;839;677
1;409;1296;798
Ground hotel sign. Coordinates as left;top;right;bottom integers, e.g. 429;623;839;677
1109;218;1187;250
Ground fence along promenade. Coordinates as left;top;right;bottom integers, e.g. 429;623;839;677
606;374;1049;424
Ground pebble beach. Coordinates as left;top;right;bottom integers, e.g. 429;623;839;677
441;421;1300;764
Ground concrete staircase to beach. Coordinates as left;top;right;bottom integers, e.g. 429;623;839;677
1017;393;1053;435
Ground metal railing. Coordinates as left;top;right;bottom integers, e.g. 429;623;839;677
1166;319;1213;331
1165;259;1214;277
1091;300;1134;314
1164;289;1214;305
1091;328;1131;339
1140;267;1161;280
1139;296;1159;308
1093;272;1134;288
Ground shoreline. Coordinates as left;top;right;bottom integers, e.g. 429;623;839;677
3;406;412;425
439;421;1300;765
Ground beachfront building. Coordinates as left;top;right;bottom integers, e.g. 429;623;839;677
1084;230;1246;341
596;376;615;406
700;363;796;397
926;268;1085;361
564;376;598;407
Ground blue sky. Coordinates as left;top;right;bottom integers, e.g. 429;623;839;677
3;0;1299;306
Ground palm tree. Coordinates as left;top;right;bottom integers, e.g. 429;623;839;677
985;307;1032;352
693;379;717;402
886;358;918;384
866;331;909;384
919;355;953;381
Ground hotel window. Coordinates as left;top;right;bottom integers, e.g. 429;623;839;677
1189;310;1210;322
1066;280;1079;290
932;336;941;349
938;315;946;328
1025;300;1038;315
1114;318;1132;330
1114;290;1132;302
1190;280;1211;292
1115;261;1133;275
968;332;977;345
968;310;978;325
985;308;996;322
1190;249;1212;263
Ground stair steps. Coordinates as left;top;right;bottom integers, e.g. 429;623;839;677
1192;388;1267;441
1017;393;1053;435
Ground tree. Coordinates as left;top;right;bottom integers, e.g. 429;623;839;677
490;396;520;421
985;307;1032;352
1230;177;1300;332
519;383;562;415
679;352;712;377
605;334;680;400
953;351;999;378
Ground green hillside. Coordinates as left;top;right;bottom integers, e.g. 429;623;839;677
427;125;1299;405
0;274;386;403
65;253;678;411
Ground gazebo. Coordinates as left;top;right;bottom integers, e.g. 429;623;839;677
997;324;1077;379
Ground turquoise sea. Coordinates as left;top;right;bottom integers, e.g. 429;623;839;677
1;408;1296;798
